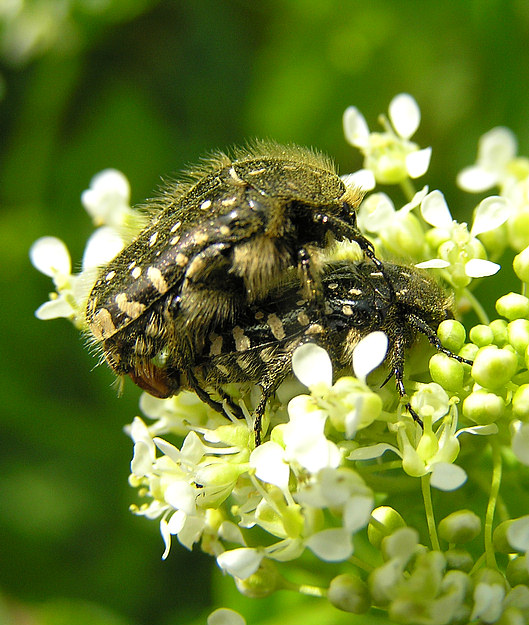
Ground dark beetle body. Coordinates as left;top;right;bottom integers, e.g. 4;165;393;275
191;261;467;443
85;142;379;399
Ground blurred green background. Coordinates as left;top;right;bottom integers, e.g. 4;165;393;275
2;1;529;624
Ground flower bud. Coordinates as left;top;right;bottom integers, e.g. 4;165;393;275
459;342;479;362
437;320;466;353
506;556;529;587
513;385;529;420
473;567;506;588
479;222;508;257
328;574;371;613
471;346;518;390
497;606;527;625
462;390;505;424
382;212;425;258
508;319;529;353
470;324;494;347
496;293;529;321
493;520;514;554
368;506;406;548
429;353;465;391
445;548;474;572
489;319;509;347
439;510;481;544
234;560;282;598
513;245;529;283
508;208;529;252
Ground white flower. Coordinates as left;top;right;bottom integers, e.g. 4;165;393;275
343;94;431;185
417;190;509;286
208;608;246;625
357;187;428;259
81;169;133;228
457;127;518;193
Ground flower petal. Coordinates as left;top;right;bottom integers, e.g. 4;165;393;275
343;106;369;148
217;548;263;579
30;236;71;276
477;126;517;171
430;462;467;491
208;608;246;625
250;441;289;489
406;146;431;178
341;169;376;192
348;443;400;461
306;528;353;561
352;331;388;384
292;343;333;388
415;259;450;269
389;93;420;139
82;226;125;269
470;196;510;236
35;297;74;320
457;165;498;193
464;258;500;278
512;422;529;465
421;190;453;228
507;515;529;551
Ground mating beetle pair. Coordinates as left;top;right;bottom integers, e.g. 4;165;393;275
85;142;470;442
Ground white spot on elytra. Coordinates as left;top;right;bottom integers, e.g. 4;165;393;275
148;232;159;247
105;270;116;281
200;200;212;211
115;294;145;319
147;266;169;294
267;313;285;340
131;267;141;279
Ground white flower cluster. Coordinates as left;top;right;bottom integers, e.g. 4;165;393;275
30;95;529;624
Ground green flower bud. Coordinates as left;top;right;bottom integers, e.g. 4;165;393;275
462;390;505;424
368;506;406;549
429;353;465;391
471;346;518;390
508;208;529;252
381;212;425;258
445;548;474;572
473;567;507;588
493;520;515;554
506;556;529;587
438;320;466;353
479;222;508;257
508;319;529;353
469;324;495;347
327;574;370;614
234;560;282;598
513;384;529;420
497;606;526;625
513;245;529;283
496;293;529;321
490;319;509;347
459;342;479;362
439;510;481;544
381;527;419;562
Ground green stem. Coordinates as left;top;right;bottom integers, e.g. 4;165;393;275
399;178;416;202
298;584;327;598
348;553;374;573
484;440;502;569
421;473;440;551
463;287;490;325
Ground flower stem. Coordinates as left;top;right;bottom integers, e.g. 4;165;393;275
463;287;490;325
399;177;416;202
484;440;502;569
421;473;440;551
298;584;327;598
